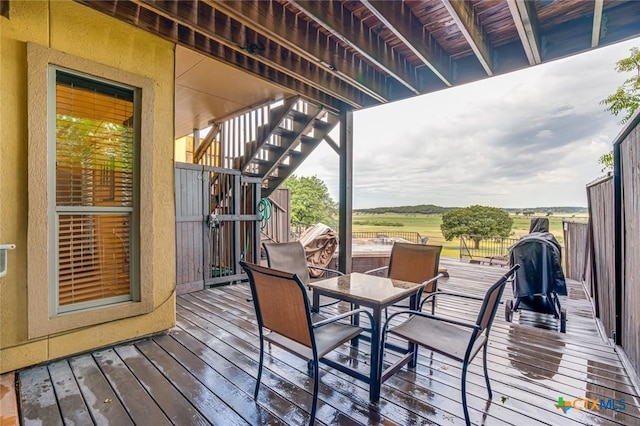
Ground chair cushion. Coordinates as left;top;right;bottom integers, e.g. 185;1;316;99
265;316;362;360
389;316;486;362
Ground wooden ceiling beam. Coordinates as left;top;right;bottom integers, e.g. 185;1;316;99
137;0;372;108
205;0;389;104
288;0;422;95
592;0;604;48
442;0;493;76
507;0;541;65
76;0;372;110
361;0;452;86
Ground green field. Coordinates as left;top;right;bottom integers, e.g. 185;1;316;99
352;213;588;258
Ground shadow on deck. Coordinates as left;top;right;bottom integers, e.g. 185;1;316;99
12;259;640;425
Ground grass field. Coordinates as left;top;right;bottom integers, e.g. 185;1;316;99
352;213;588;258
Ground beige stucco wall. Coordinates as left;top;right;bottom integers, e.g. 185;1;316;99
0;0;176;373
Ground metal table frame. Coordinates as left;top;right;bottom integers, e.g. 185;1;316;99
309;273;422;403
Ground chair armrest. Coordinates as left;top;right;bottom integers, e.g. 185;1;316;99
307;265;344;276
419;289;503;311
363;266;389;275
312;308;375;332
384;309;480;333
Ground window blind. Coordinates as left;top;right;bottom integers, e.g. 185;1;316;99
55;70;136;309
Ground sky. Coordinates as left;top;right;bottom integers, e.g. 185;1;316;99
295;37;640;210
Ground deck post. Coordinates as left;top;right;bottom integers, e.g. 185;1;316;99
613;139;622;346
338;107;353;274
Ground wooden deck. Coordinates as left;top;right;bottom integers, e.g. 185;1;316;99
14;260;640;425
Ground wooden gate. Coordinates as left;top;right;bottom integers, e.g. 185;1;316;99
174;163;260;294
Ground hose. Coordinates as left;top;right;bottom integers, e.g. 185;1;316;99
259;198;273;230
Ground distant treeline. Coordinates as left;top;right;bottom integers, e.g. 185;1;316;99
503;207;588;214
354;204;450;214
354;205;588;215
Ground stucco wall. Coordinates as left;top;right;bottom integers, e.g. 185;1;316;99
0;0;176;373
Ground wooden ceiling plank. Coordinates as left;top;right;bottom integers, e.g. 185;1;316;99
506;0;541;65
592;0;604;48
132;0;367;109
361;0;452;87
288;0;422;95
205;0;389;104
441;0;493;76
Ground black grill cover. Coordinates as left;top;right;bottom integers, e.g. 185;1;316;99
509;232;567;297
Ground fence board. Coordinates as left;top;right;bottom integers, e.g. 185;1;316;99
587;177;615;340
621;125;640;377
175;164;205;294
563;221;588;284
262;188;290;243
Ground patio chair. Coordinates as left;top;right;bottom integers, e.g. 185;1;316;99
239;261;373;426
365;243;444;314
263;241;343;308
380;264;519;426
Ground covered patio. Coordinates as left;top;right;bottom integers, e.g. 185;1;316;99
14;260;640;425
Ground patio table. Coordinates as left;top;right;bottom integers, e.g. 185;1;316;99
308;272;423;403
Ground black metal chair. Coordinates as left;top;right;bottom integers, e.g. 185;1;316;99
263;241;343;308
240;261;374;426
380;265;519;426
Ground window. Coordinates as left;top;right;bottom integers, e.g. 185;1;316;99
50;68;139;314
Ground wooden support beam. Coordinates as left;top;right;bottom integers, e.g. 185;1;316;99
193;123;220;164
361;0;452;86
288;0;422;95
324;135;340;156
592;0;604;48
442;0;493;76
76;0;366;111
134;0;368;108
206;0;389;104
507;0;542;65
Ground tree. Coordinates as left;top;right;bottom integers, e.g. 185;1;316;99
440;205;513;248
281;175;337;228
599;47;640;171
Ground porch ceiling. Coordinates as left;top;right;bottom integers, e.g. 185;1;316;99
77;0;640;116
175;46;294;139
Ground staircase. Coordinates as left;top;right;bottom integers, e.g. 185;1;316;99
240;96;339;197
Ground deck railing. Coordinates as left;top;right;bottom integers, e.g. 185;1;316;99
459;235;519;266
351;231;426;244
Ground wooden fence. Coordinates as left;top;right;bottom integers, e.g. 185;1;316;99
580;112;640;381
587;176;616;339
562;221;589;285
618;121;640;378
261;188;291;243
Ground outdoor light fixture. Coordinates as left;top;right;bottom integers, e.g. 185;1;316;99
0;243;15;278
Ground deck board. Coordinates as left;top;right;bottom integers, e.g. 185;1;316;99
48;360;93;425
19;366;63;426
68;354;135;425
92;348;172;425
15;259;640;425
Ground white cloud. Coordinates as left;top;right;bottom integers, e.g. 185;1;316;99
296;37;640;209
